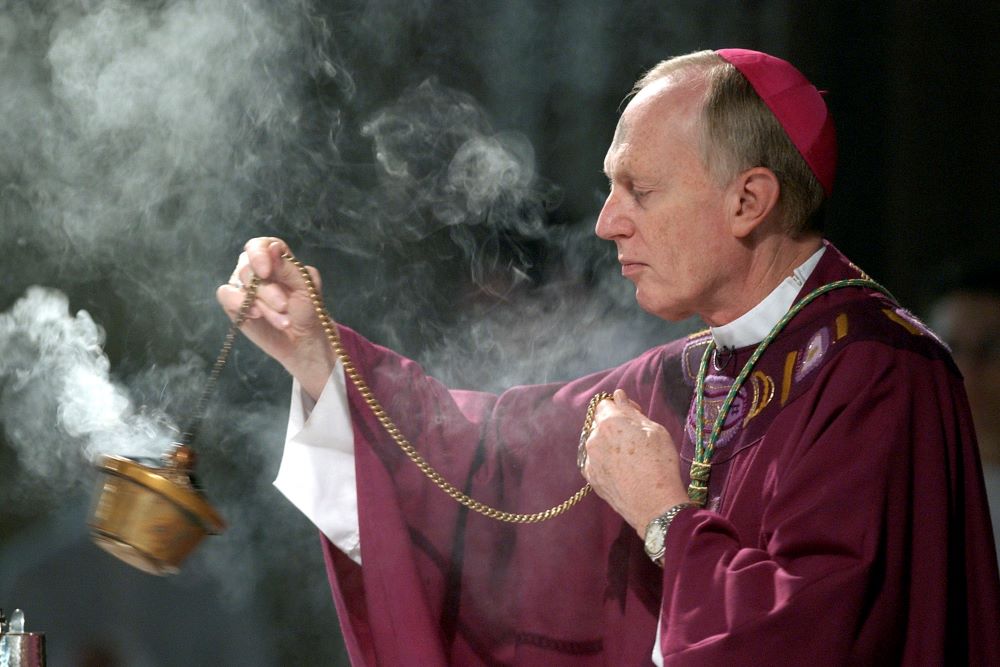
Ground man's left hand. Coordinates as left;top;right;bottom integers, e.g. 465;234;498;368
582;389;690;536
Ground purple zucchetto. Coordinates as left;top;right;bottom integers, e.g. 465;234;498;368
716;48;837;196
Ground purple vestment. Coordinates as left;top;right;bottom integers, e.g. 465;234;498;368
321;243;1000;665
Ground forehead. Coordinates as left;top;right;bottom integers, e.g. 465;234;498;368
604;75;706;176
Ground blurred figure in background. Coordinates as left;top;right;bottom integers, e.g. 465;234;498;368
929;265;1000;565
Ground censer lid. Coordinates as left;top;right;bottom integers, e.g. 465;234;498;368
96;453;225;533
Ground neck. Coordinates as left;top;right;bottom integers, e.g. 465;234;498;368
703;232;823;327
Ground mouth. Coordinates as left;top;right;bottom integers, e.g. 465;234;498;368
619;258;645;277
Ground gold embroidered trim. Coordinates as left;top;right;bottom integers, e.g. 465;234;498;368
780;350;797;406
835;313;849;340
743;370;774;426
883;308;922;336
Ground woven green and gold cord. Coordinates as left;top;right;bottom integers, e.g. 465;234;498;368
687;277;894;506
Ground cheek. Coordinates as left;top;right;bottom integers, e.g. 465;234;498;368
640;194;724;268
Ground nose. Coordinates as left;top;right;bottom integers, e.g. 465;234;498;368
595;189;633;241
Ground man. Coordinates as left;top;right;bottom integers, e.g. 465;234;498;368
218;49;1000;665
928;267;1000;568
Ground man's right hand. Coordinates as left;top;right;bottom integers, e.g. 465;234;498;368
216;237;337;400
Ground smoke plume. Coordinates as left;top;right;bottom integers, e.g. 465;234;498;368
0;287;174;485
0;1;707;664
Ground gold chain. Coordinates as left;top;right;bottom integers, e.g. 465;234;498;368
183;278;261;447
251;253;601;523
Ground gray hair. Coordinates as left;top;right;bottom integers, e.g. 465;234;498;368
634;51;826;234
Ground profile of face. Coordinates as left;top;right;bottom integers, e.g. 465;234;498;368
930;291;1000;464
595;74;734;324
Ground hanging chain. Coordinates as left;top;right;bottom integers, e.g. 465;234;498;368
215;253;600;523
193;257;895;520
180;278;261;447
578;391;613;470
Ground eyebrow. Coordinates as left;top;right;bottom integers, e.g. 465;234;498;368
602;159;614;179
603;117;632;178
603;148;637;184
603;146;626;180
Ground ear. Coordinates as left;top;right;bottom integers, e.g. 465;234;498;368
728;167;780;239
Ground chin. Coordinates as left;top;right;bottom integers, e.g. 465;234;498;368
635;291;689;323
652;309;692;323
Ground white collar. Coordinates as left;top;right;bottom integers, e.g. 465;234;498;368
710;246;826;350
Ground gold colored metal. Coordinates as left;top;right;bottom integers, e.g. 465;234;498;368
88;280;260;574
282;252;599;523
578;391;613;470
89;445;225;575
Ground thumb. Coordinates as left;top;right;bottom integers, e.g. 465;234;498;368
613;388;644;414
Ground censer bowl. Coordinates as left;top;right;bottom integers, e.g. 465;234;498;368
88;444;225;576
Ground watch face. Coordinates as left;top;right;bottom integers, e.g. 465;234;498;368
644;520;666;558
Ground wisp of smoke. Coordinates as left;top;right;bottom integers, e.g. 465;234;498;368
0;287;176;488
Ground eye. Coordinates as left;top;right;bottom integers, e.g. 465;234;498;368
632;188;650;203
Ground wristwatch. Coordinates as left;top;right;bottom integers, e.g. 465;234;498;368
643;502;696;566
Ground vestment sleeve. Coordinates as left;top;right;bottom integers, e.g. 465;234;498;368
321;324;678;665
274;361;361;564
656;340;1000;664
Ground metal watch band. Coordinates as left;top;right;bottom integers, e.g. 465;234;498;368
644;502;697;565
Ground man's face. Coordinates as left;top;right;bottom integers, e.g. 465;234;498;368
595;76;734;324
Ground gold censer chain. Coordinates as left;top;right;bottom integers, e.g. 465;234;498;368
237;254;601;523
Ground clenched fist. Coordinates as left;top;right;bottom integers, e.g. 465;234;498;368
581;389;690;535
216;237;336;400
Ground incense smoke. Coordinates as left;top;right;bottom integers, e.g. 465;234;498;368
0;287;176;485
0;0;678;538
0;1;701;663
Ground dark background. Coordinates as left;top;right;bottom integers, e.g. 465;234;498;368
1;1;996;665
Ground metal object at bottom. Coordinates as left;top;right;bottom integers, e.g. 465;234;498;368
88;444;226;576
0;609;45;667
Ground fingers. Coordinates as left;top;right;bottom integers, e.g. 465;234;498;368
595;395;619;420
614;389;643;411
305;264;322;291
254;281;290;313
244;237;289;281
585;389;652;477
605;389;644;416
221;251;291;317
215;283;286;326
216;284;245;320
227;237;325;308
220;237;333;343
595;389;644;423
245;238;323;298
